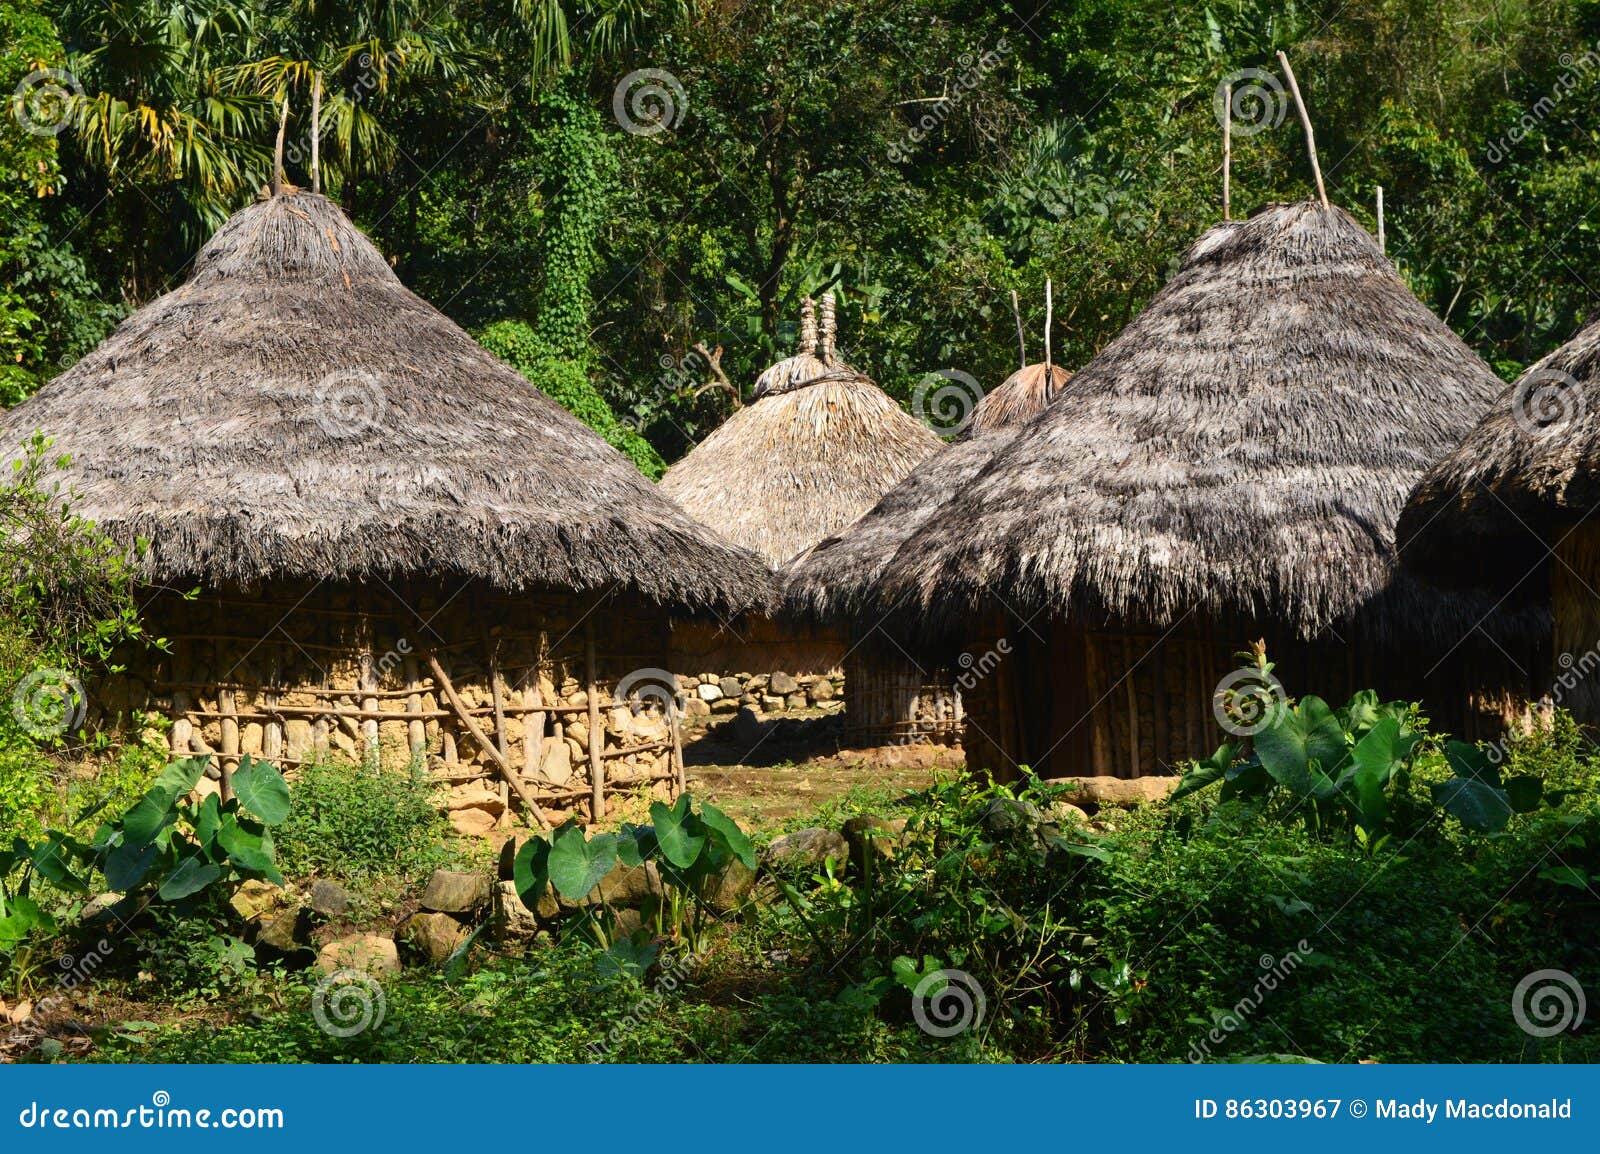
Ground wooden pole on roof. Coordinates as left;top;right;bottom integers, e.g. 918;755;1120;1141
1043;278;1054;382
272;94;289;197
1276;51;1328;209
311;71;322;194
1376;185;1386;253
1010;289;1026;370
1222;82;1232;221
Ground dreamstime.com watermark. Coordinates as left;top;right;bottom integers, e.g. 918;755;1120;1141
614;666;686;717
1485;44;1600;163
588;945;709;1059
887;38;1012;163
912;369;985;436
613;68;687;137
1212;665;1288;737
312;369;389;439
312;968;388;1038
1212;67;1287;137
1187;940;1311;1062
911;967;987;1037
1510;367;1585;437
1512;969;1587;1038
11;666;87;740
11;67;82;137
17;1092;284;1130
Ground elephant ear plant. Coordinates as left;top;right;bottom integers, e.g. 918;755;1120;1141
1174;671;1548;843
513;792;757;960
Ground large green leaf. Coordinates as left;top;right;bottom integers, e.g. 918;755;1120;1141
651;794;708;869
513;836;553;911
699;801;756;870
156;855;224;901
1170;743;1239;801
0;895;54;943
1432;778;1513;833
31;834;89;894
616;823;658;868
1444;741;1500;786
1347;716;1419;832
231;758;291;825
193;793;222;854
217;812;275;873
153;757;208;798
1254;696;1347;797
1505;775;1544;813
546;827;617;901
121;786;180;846
103;838;158;891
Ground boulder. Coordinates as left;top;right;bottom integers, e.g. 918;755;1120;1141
769;671;799;696
494;881;542;938
684;697;711;719
710;697;740;714
82;892;129;922
399;912;469;965
763;827;849;871
785;694;809;711
420;870;491;915
807;677;837;703
591;862;662;908
979;797;1042;839
761;695;785;712
718;676;744;699
1059;775;1178;807
539;739;574;785
697;857;757;913
696;682;724;703
309;879;352;918
567;720;590;751
317;933;401;976
229;879;283;922
446;782;504;815
257;908;310;954
450;807;498;837
841;815;898;871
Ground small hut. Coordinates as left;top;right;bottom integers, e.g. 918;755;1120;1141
870;203;1530;779
659;295;941;710
1399;313;1600;722
788;360;1071;744
0;189;769;822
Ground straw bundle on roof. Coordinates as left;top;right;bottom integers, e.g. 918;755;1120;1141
0;191;768;616
659;295;941;569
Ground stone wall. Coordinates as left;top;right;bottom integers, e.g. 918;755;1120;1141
677;669;844;724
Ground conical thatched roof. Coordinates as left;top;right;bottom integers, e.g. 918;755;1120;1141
1398;315;1600;591
786;361;1070;621
0;191;769;614
872;202;1508;641
658;297;941;568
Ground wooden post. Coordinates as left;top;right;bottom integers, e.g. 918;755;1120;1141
218;687;238;801
1123;635;1138;778
1010;289;1026;370
272;94;289;197
1376;185;1385;253
402;654;425;756
1043;278;1054;382
359;649;379;755
669;702;685;796
586;619;604;821
1222;82;1232;221
310;71;322;195
425;652;552;830
1276;51;1328;209
486;633;511;818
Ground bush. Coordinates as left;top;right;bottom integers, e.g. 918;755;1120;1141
275;754;450;880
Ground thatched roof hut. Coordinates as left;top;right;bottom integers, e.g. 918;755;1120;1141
1;190;767;613
867;203;1523;776
660;295;942;569
0;189;769;820
784;358;1070;745
1399;313;1600;721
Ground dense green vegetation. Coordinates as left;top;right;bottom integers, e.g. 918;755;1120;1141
6;0;1600;457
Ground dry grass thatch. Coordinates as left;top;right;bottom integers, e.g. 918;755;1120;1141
0;191;770;615
786;361;1070;621
659;302;941;568
871;202;1512;642
1397;313;1600;595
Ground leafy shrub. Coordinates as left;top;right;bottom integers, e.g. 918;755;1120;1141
276;754;449;880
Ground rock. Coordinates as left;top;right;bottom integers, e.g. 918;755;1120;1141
567;720;590;751
257;908;310;953
309;879;352;918
718;676;744;699
567;690;588;708
446;782;504;815
494;881;542;938
697;857;757;913
1059;775;1178;807
769;671;799;696
420;870;491;915
399;912;469;965
745;674;769;692
591;862;662;907
1050;801;1092;825
764;827;849;871
450;807;498;837
82;892;128;922
696;682;724;703
317;933;401;976
807;677;836;702
539;739;574;784
786;693;808;711
229;879;282;922
608;706;635;737
841;815;898;871
733;705;764;749
684;697;711;719
609;907;645;938
761;695;785;712
710;696;740;714
698;673;716;684
497;832;536;880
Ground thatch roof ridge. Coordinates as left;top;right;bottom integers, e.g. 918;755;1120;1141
871;202;1508;642
659;303;941;569
785;360;1070;620
1398;314;1600;589
0;191;771;614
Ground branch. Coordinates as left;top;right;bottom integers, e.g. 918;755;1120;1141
689;342;742;408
